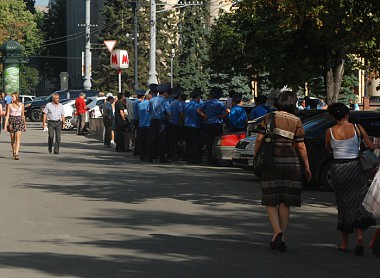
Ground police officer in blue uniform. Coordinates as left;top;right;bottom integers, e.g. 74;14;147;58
184;88;203;164
167;86;184;161
197;87;229;164
138;92;152;161
149;84;171;163
132;89;146;156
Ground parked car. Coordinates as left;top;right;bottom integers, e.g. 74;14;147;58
212;105;260;164
232;110;380;190
19;95;35;104
24;89;99;122
70;96;106;127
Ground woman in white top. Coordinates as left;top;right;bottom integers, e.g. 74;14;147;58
325;103;376;256
3;92;26;160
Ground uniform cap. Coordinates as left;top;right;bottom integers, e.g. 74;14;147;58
149;83;158;91
135;89;146;97
157;83;171;93
170;86;183;98
209;87;224;99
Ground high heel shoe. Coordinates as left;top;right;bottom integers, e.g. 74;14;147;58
14;154;19;160
269;233;283;250
354;238;364;256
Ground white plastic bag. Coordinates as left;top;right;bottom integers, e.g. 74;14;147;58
363;168;380;217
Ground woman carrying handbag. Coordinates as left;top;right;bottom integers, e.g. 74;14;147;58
3;92;26;160
254;91;311;252
325;103;376;256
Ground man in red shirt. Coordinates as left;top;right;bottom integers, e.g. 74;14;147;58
75;92;90;135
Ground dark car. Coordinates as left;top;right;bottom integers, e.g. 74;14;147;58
232;110;380;190
303;110;380;190
25;89;99;122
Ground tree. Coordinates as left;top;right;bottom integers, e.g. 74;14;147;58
0;0;43;93
209;0;380;104
41;0;67;82
176;1;210;94
24;0;36;14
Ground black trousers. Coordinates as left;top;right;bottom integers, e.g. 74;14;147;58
139;126;151;160
203;123;223;163
48;121;62;152
185;126;202;163
103;117;113;146
115;120;126;152
150;119;167;160
167;123;181;160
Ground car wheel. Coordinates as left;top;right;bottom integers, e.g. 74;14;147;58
64;118;74;130
30;108;42;122
319;160;334;191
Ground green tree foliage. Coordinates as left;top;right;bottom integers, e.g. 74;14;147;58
176;1;210;95
0;0;43;93
209;0;380;105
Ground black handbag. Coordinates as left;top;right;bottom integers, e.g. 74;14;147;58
354;125;379;172
253;113;275;174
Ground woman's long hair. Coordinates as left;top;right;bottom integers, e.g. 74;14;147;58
12;92;20;105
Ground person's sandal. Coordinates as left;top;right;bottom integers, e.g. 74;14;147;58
338;244;348;252
14;154;19;160
269;232;283;250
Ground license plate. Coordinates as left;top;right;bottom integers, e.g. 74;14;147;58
232;152;241;159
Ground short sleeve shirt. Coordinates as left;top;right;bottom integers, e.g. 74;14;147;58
43;102;65;121
184;100;201;128
257;111;304;142
199;99;226;124
169;99;183;126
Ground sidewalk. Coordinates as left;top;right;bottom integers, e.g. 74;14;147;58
0;121;378;277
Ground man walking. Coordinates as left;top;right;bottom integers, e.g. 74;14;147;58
114;92;127;152
42;93;65;154
75;91;90;135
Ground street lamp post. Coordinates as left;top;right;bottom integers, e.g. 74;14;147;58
170;48;175;88
148;0;203;86
83;0;92;90
148;0;158;85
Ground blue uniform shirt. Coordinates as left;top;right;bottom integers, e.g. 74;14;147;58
199;99;226;124
169;99;183;126
249;104;268;120
138;100;151;127
229;105;248;129
132;99;141;120
184;100;201;128
5;95;12;105
149;96;170;120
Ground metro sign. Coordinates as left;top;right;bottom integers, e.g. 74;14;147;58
110;49;129;69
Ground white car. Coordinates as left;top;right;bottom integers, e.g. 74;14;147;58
70;96;106;127
20;95;35;103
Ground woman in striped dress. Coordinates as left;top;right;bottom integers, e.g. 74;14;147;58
254;91;312;252
325;103;376;256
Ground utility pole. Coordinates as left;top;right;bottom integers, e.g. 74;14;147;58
148;0;158;85
132;1;139;90
83;0;92;90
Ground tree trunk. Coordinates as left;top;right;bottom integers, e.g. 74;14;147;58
324;49;345;105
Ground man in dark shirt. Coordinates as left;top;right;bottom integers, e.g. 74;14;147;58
114;92;127;152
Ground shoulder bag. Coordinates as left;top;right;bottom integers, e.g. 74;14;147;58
354;124;379;172
253;113;275;174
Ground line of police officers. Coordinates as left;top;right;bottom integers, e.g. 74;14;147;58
127;83;230;164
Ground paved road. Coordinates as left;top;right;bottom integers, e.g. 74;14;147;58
0;121;379;278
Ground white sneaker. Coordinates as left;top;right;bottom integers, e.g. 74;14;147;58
111;140;116;146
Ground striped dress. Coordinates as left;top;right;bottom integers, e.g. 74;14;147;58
257;111;305;207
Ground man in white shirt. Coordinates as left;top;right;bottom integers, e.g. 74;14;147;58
42;93;65;154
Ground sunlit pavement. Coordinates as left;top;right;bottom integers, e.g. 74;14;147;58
0;121;379;277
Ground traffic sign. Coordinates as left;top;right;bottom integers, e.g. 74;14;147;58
110;49;129;69
104;40;117;53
